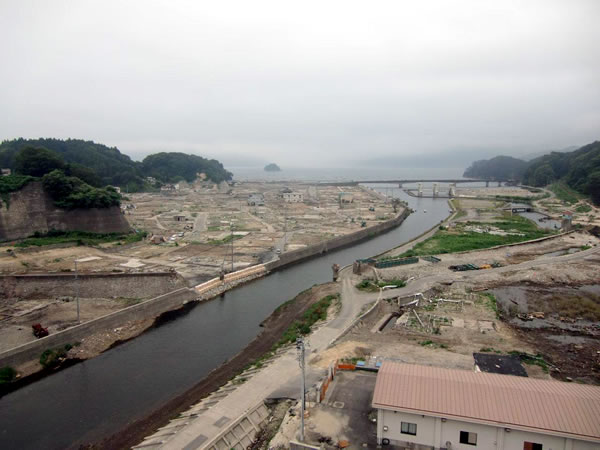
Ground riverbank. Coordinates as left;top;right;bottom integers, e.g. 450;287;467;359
94;282;339;450
0;209;410;388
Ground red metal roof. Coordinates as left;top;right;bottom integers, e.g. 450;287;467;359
372;362;600;442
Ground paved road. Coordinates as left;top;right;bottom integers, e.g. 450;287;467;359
139;236;600;449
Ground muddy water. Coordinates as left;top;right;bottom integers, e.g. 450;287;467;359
0;187;451;449
510;203;561;230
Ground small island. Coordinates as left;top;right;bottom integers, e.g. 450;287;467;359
264;163;281;172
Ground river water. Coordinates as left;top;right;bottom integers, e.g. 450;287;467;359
0;186;453;449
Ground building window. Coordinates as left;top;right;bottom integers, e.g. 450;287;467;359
459;431;477;445
401;422;417;436
524;443;543;450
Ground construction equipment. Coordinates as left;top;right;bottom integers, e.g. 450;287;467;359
32;323;49;338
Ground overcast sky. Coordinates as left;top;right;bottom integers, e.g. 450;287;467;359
1;0;599;167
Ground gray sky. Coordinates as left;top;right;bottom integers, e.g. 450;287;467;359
1;0;599;167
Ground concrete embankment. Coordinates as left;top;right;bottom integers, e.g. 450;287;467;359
0;288;198;369
0;271;185;302
266;209;411;271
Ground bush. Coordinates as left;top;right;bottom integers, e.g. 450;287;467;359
40;344;73;369
0;366;17;384
42;170;121;209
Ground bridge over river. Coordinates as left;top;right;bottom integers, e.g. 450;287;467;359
319;178;508;186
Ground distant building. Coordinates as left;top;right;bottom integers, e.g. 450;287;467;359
146;176;157;184
281;192;303;203
161;184;176;193
562;210;574;230
247;193;265;206
173;215;187;222
1;168;11;176
373;362;600;449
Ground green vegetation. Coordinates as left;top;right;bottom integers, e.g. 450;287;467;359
0;138;233;191
40;344;74;369
548;182;583;205
275;294;339;348
509;351;550;373
463;155;528;180
142;152;232;184
0;174;34;208
42;170;121;209
401;215;552;257
575;203;592;213
419;340;449;349
15;229;147;247
0;366;17;384
207;234;243;245
479;347;503;354
356;278;406;292
523;141;600;204
482;293;500;318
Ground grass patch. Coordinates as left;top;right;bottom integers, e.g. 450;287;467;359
401;215;552;257
0;366;17;384
207;234;242;245
575;203;592;213
549;182;583;205
509;351;549;373
482;293;500;319
479;347;503;354
356;278;406;292
14;229;147;247
419;340;449;349
275;294;339;348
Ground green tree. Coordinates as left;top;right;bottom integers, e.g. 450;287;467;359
532;163;555;186
586;170;600;204
14;146;65;177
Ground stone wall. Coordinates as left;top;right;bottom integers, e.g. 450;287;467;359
265;209;411;271
0;272;185;303
0;181;130;241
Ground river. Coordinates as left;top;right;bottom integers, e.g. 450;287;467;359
0;186;453;449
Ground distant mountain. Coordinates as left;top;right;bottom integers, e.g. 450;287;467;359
522;141;600;203
0;138;232;191
463;156;528;180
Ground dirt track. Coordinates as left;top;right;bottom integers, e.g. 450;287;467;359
89;282;338;450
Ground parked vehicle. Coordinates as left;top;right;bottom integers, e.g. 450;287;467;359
32;323;49;338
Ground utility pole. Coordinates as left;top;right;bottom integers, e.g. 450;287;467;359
74;260;80;324
230;221;234;272
296;337;306;442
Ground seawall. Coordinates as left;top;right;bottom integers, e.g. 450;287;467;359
0;181;130;242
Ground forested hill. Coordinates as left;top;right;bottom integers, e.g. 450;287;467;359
463;155;528;180
522;141;600;203
142;152;232;183
463;140;600;204
0;138;232;191
0;138;144;189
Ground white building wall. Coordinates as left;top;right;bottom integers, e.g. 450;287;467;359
379;410;600;450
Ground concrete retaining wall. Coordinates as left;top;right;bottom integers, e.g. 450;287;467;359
0;182;130;242
0;288;197;369
0;271;185;302
265;209;411;272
